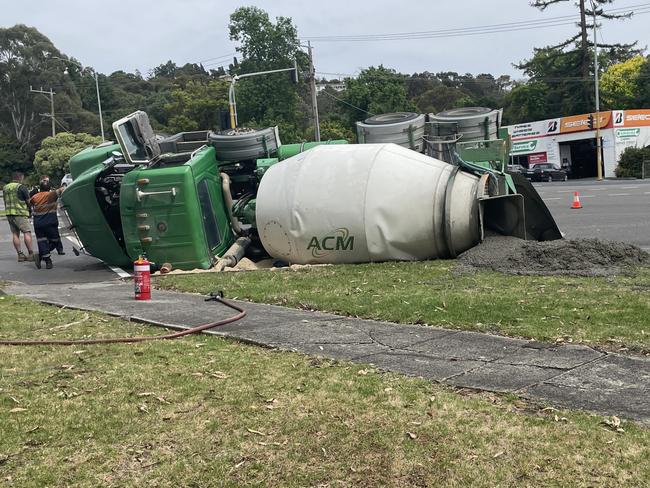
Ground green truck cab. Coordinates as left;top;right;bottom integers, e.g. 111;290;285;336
62;111;236;270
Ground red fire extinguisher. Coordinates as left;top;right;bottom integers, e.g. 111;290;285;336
134;255;151;301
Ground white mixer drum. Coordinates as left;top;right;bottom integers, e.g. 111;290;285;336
256;143;481;264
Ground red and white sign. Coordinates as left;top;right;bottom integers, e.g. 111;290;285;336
528;152;548;164
613;110;624;127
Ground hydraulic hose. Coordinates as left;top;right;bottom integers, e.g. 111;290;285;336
0;293;245;346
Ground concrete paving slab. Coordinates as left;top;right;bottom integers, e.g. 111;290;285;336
522;355;650;422
495;342;604;369
448;363;565;392
361;352;486;382
405;330;528;361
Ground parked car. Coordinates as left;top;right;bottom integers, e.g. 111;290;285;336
61;173;73;187
525;164;568;182
506;164;526;174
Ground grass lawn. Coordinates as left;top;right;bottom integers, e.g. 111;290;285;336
1;294;649;487
158;261;650;353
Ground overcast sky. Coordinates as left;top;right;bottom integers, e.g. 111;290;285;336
3;0;649;79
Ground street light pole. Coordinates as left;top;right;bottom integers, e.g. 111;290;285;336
93;71;105;141
590;0;603;180
227;65;299;129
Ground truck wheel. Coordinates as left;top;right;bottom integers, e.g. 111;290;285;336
547;175;553;182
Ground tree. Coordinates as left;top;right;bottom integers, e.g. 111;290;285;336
517;0;639;116
0;134;30;183
502;82;552;124
164;80;229;133
0;25;66;151
634;56;650;108
33;132;101;181
228;7;306;139
342;66;415;126
600;55;645;109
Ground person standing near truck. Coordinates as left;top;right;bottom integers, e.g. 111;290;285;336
30;180;64;269
3;172;35;262
29;175;64;255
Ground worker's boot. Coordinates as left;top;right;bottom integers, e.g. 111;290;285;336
34;253;42;269
27;252;35;262
17;251;27;262
45;257;53;270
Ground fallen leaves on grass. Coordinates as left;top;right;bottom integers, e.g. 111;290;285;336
246;428;267;436
9;407;27;413
602;416;625;433
406;432;417;440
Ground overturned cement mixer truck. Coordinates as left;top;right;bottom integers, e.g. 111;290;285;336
61;108;561;271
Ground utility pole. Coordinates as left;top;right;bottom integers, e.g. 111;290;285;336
30;86;56;136
590;0;603;181
307;41;320;142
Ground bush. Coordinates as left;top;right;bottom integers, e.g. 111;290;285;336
615;145;650;178
33;132;101;181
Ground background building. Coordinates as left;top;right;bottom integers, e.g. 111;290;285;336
505;109;650;178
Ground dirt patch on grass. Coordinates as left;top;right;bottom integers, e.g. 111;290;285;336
457;236;650;276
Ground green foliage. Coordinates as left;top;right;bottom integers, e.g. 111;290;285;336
615;145;650;178
33;132;101;181
0;26;70;151
502;82;552;125
509;0;641;124
228;6;305;136
318;120;355;143
165;80;228;133
0;135;30;183
600;56;644;109
342;66;415;125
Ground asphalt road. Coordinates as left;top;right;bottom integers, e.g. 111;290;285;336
0;196;120;285
533;178;650;250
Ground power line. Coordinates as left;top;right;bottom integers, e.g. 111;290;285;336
319;89;374;115
302;3;650;42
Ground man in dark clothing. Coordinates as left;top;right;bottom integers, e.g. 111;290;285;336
29;175;64;255
30;181;64;269
3;172;35;262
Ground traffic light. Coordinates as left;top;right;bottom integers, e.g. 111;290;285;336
289;59;299;84
587;114;594;130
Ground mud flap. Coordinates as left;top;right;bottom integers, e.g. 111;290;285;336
508;172;563;241
480;194;527;240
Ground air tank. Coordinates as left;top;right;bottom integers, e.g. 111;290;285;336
356;112;426;152
256;143;482;264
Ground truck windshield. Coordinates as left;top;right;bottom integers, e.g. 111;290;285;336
197;180;221;251
117;123;147;162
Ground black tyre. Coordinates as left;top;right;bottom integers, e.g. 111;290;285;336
547;175;553;183
209;127;279;161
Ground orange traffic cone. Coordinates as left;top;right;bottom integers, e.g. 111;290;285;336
571;191;583;209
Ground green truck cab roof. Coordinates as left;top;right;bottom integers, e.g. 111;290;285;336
69;143;121;180
61;161;133;268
